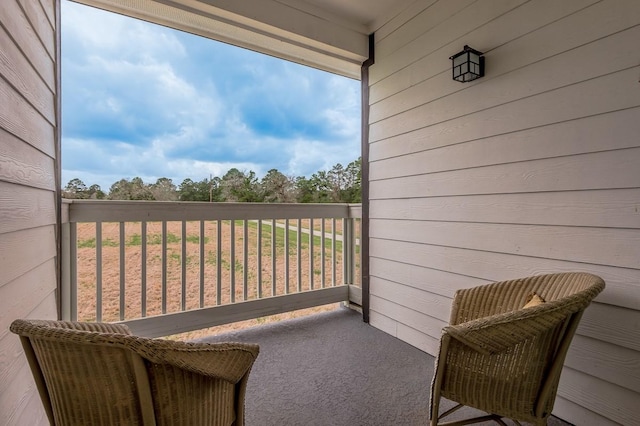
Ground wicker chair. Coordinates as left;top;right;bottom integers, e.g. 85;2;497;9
430;272;604;426
10;319;259;426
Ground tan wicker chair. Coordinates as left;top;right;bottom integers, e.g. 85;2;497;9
10;319;259;426
430;272;604;426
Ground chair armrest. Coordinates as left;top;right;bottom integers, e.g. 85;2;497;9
64;321;133;335
10;319;132;336
126;338;259;383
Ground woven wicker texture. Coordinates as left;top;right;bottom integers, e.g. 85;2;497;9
10;319;259;426
430;272;604;426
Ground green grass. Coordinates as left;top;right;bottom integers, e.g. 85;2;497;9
186;234;209;244
126;233;181;246
77;238;119;248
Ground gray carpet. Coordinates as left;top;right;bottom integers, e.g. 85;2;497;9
199;307;571;426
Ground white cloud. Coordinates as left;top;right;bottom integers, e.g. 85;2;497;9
61;0;360;193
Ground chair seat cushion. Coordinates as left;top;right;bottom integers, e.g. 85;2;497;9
522;293;546;309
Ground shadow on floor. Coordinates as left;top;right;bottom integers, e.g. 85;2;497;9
198;306;571;426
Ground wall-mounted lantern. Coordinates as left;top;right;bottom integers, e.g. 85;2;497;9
449;45;484;82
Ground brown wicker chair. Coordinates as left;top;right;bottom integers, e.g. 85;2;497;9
430;272;604;426
10;319;259;426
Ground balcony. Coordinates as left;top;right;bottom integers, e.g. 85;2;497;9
57;200;573;425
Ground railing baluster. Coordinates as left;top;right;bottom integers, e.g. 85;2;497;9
271;219;276;296
297;219;302;293
119;222;125;320
181;221;187;311
162;221;167;314
257;220;262;298
355;218;360;286
342;218;348;285
70;222;77;321
321;219;326;288
216;220;222;305
309;218;314;290
199;220;205;308
331;218;336;287
141;221;147;317
243;220;248;301
230;220;235;303
96;221;102;322
343;218;354;285
284;219;290;294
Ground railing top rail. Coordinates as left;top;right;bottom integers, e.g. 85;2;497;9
67;200;362;222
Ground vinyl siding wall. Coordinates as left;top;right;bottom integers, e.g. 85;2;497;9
367;0;640;424
0;0;59;423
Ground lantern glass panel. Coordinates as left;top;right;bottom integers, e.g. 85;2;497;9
453;54;467;67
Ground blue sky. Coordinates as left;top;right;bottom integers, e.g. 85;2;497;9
61;0;361;191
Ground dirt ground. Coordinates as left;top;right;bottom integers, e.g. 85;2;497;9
75;219;359;340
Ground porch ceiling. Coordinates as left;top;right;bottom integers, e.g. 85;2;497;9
70;0;412;78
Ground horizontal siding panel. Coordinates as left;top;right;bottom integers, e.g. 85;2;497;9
370;106;640;181
17;0;55;57
0;128;55;190
371;0;631;105
557;367;638;426
369;310;397;337
565;334;640;393
0;259;56;341
370;258;489;299
370;219;640;269
0;181;55;234
373;0;475;67
0;24;55;124
370;294;446;338
396;322;440;356
370;0;523;85
370;189;640;229
0;292;56;424
370;277;452;320
0;226;56;288
8;391;47;426
370;238;640;310
0;0;55;91
371;148;640;199
372;0;438;43
553;396;619;426
0;77;55;157
579;303;640;352
371;65;640;144
371;67;640;158
38;0;55;30
0;361;38;425
371;18;640;124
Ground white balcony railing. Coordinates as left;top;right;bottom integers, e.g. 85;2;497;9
60;200;361;337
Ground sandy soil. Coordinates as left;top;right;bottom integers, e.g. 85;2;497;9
76;219;359;340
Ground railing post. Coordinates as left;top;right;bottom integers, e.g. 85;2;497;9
60;221;71;321
60;220;77;321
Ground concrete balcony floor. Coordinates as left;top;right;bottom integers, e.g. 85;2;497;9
199;307;571;426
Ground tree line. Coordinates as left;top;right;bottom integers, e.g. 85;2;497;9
63;158;361;203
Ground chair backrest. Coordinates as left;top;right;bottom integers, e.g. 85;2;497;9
10;319;259;426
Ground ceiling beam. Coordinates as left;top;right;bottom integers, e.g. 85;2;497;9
71;0;368;79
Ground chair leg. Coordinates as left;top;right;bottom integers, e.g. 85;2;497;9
437;413;507;426
430;393;441;426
